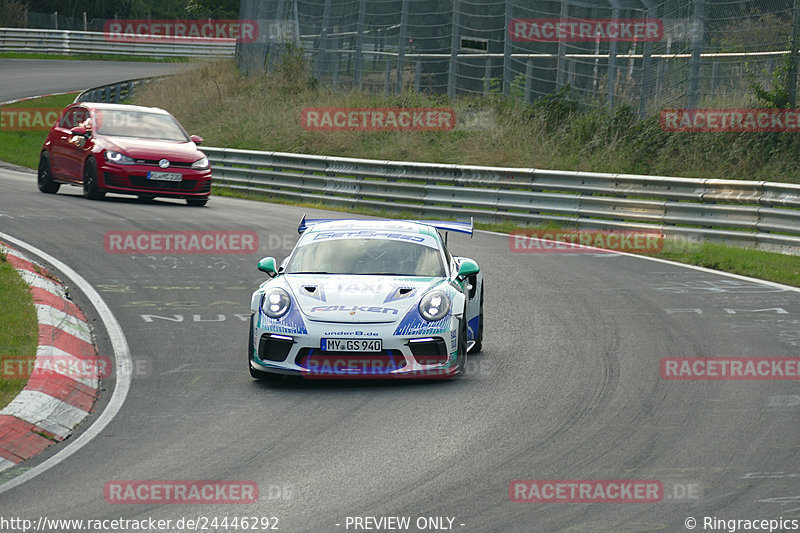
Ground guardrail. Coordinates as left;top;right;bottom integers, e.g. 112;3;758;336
0;27;235;58
203;147;800;253
73;77;167;103
72;78;800;254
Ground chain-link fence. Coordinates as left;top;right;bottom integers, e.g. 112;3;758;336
237;0;800;116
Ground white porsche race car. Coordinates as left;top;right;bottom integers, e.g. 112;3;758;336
248;216;484;380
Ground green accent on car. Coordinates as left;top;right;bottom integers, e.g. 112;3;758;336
257;256;278;275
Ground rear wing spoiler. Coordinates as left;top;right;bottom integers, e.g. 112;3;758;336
297;214;473;237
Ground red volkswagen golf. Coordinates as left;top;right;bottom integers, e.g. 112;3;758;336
38;102;212;206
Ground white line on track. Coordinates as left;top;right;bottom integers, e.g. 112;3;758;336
0;232;131;496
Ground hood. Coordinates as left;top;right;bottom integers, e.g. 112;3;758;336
283;275;443;324
100;136;203;163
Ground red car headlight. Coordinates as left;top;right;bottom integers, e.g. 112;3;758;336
191;156;209;170
104;151;135;165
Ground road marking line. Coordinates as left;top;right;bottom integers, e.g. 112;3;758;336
0;232;130;495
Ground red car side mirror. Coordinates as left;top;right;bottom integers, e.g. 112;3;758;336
71;126;87;136
190;135;203;144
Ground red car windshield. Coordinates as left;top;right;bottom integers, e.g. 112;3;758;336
94;110;189;142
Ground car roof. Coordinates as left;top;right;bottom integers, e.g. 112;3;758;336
73;102;170;115
303;219;441;239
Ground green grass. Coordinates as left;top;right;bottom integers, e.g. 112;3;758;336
0;252;38;410
653;240;800;287
0;93;78;169
0;52;190;63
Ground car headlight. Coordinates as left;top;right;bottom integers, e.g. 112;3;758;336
191;156;209;169
261;288;291;319
104;151;135;165
419;290;450;322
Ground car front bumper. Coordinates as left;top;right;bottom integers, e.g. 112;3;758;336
99;162;212;198
250;316;462;379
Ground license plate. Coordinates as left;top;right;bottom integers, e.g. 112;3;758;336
321;339;382;352
147;171;182;182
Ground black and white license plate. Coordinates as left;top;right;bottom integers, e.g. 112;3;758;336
321;339;382;352
147;171;182;182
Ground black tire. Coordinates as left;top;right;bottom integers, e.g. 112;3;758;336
472;282;484;353
186;198;208;207
37;153;60;194
248;316;282;382
455;314;468;376
82;158;105;200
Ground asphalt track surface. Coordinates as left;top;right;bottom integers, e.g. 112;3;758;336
0;59;193;103
1;61;800;532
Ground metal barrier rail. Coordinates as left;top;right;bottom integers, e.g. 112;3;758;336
71;77;800;253
202;146;800;253
0;27;235;58
73;77;167;103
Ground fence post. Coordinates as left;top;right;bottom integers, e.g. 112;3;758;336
710;61;719;97
332;32;340;90
524;58;533;102
639;1;656;118
503;0;513;97
448;0;461;98
385;59;392;94
687;0;705;109
606;2;620;109
789;0;800;106
556;0;568;89
313;0;332;81
353;0;367;88
485;57;493;95
396;0;409;94
415;60;422;93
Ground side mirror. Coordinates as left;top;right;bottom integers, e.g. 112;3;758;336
257;256;278;277
71;126;87;136
456;259;480;279
190;134;204;144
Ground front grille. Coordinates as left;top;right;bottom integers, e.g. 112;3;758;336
258;334;294;362
409;338;448;365
128;176;198;190
296;348;406;373
133;158;193;168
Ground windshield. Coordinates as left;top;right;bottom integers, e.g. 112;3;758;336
285;238;446;276
94;109;189;142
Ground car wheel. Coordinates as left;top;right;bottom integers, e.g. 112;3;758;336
248;316;282;382
37;153;60;194
82;158;105;200
472;282;484;353
455;314;468;376
186;198;208;207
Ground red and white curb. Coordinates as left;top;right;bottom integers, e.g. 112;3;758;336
0;242;100;472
